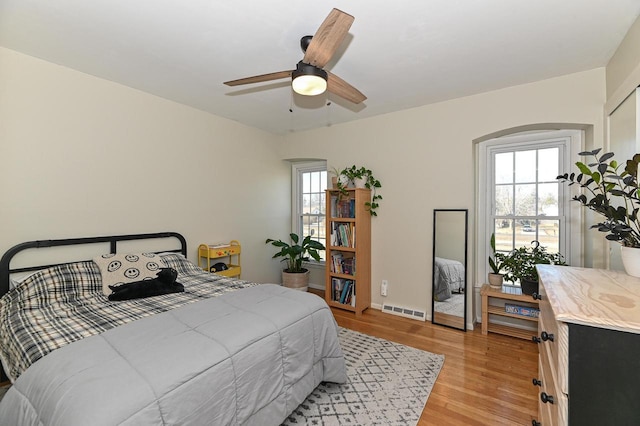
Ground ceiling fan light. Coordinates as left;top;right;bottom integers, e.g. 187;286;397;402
291;62;328;96
292;75;327;96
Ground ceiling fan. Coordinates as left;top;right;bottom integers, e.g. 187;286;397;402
224;8;366;104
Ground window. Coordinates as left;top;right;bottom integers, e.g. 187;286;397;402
477;130;582;285
492;146;562;254
292;161;327;262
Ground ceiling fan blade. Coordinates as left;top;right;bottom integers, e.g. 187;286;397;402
327;72;366;104
224;70;293;87
303;8;354;68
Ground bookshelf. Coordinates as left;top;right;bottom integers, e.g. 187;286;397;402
480;284;539;340
325;188;371;315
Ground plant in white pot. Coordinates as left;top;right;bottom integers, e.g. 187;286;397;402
330;166;349;189
265;233;325;291
558;149;640;276
488;233;506;288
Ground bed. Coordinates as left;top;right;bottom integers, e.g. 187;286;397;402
433;256;465;302
0;232;346;425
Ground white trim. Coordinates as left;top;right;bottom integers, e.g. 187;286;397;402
475;130;583;289
291;161;326;230
291;161;327;266
605;63;640;116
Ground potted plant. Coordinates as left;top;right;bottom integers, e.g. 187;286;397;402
488;233;506;288
265;233;325;291
558;149;640;276
501;240;566;295
335;165;383;216
329;166;349;189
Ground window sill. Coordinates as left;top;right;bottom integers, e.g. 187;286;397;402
304;261;325;271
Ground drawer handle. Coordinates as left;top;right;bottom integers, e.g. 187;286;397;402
532;292;542;300
532;421;541;426
541;331;554;342
532;336;541;343
532;378;542;386
541;392;555;404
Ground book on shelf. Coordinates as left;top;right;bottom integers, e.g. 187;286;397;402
505;303;540;318
351;224;356;248
331;278;355;305
334;198;355;218
339;280;352;304
342;257;355;275
330;253;356;275
331;223;354;247
331;252;343;274
332;278;342;301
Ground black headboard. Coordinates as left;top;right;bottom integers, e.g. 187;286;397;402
0;232;187;297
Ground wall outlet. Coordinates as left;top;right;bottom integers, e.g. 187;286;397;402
381;280;388;296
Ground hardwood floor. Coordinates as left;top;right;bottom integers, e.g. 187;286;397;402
311;290;539;425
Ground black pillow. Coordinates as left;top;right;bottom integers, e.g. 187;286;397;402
108;268;184;301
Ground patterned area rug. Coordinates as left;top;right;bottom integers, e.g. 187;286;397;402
434;293;464;315
282;328;444;426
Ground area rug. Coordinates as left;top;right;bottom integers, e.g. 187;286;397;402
434;292;464;315
282;327;444;426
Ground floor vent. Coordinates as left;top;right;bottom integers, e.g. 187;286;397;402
382;303;426;321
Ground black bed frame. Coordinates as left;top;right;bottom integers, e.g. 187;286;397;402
0;232;187;383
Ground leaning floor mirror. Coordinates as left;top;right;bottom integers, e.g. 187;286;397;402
432;209;468;331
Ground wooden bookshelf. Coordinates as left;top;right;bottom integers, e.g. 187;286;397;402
325;188;371;315
481;284;539;340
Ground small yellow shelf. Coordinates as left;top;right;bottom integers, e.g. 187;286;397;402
198;240;241;278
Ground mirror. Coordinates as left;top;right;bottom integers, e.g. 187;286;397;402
432;209;468;331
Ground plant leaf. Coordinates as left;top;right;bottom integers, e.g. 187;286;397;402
576;162;591;175
600;152;614;162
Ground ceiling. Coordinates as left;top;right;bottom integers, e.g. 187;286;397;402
1;1;639;135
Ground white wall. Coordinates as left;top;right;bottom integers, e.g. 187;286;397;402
606;15;640;104
0;47;290;284
0;44;618;323
280;68;606;320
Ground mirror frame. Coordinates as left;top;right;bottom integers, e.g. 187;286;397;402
431;209;468;331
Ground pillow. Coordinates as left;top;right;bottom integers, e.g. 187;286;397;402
93;252;166;296
9;270;46;290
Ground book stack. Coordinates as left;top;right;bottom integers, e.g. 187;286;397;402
330;253;356;275
331;278;356;306
330;223;356;247
330;196;355;218
505;303;540;318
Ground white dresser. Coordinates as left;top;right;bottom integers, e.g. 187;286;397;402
534;265;640;425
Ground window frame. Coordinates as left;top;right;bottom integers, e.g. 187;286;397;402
291;161;327;267
476;130;583;287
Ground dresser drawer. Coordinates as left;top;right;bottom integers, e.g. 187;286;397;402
538;356;567;425
537;292;569;394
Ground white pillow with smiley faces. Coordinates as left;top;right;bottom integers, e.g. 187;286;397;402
93;252;167;296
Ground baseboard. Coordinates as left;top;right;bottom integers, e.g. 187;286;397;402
308;282;324;291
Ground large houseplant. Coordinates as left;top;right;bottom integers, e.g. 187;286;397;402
265;233;325;291
335;165;383;216
502;240;566;295
557;149;640;275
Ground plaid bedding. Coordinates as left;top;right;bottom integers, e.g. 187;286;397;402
0;254;259;382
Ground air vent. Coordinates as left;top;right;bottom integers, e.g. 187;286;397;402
381;303;426;321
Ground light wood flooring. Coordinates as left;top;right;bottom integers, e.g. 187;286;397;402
310;289;539;425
